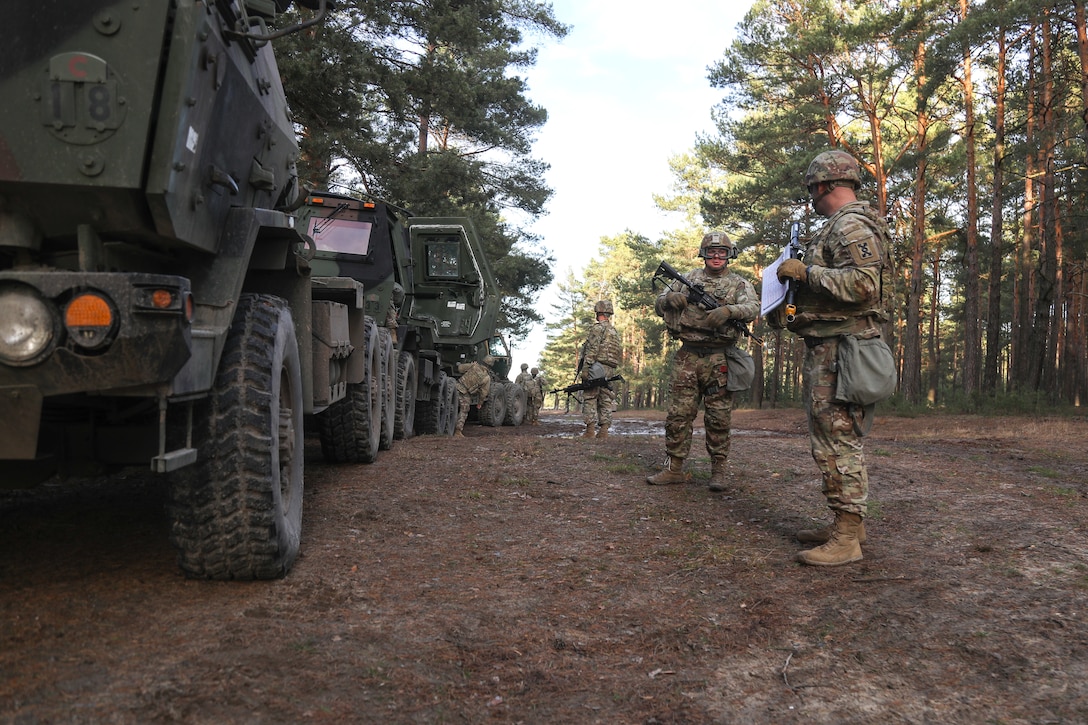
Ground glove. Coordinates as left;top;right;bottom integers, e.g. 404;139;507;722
661;292;688;311
777;258;808;283
705;305;734;328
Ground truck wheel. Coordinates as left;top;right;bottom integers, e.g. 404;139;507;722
440;374;459;435
168;294;304;581
504;384;528;426
317;317;381;463
378;328;395;451
415;373;442;435
393;351;417;439
480;381;507;427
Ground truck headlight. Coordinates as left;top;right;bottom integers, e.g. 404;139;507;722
0;283;56;366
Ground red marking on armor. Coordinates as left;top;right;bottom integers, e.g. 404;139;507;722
68;55;88;79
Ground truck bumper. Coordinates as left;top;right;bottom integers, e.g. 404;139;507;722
0;271;192;460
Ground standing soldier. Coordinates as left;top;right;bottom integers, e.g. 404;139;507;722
515;363;542;426
775;149;894;567
531;367;547;421
647;231;759;491
578;300;623;439
453;355;493;437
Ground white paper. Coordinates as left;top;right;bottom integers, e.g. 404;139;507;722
760;246;793;316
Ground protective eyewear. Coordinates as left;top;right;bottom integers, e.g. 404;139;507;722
704;249;733;259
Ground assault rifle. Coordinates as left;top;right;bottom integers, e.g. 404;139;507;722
784;222;804;323
652;260;763;344
550;374;624;402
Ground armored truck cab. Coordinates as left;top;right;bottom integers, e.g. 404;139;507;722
299;191;526;433
0;0;371;580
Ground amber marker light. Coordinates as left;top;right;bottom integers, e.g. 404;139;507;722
151;289;174;309
65;292;115;350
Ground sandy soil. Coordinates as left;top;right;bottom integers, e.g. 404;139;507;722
2;407;1087;723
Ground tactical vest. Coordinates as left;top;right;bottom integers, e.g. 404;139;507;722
457;362;490;394
790;202;893;334
585;322;622;367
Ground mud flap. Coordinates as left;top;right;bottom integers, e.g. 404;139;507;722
0;386;42;459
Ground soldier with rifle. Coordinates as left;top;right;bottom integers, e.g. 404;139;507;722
576;301;623;439
647;231;759;491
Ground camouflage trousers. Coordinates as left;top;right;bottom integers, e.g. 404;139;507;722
663;348;734;461
455;396;474;433
582;364;616;427
803;338;868;517
527;393;543;424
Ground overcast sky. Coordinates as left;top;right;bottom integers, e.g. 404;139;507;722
509;0;756;369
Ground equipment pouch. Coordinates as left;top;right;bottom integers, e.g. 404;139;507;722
723;346;755;392
834;335;896;405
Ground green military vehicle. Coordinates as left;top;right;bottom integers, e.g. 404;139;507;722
298;192;527;437
0;0;390;580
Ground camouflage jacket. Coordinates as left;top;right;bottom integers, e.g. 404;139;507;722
787;201;893;339
581;320;622;368
655;267;759;344
515;371;543;398
455;361;491;402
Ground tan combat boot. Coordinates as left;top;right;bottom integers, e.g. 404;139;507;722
646;457;690;485
796;519;866;545
796;511;864;566
596;425;609;439
582;423;596;438
707;456;729;492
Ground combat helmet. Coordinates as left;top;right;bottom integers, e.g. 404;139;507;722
699;230;737;260
594;300;614;316
520;363;529;371
530;367;539;375
804;150;861;190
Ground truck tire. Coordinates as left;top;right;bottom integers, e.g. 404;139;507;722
415;372;443;435
479;381;506;427
504;383;527;426
317;318;381;463
378;327;395;451
440;373;459;435
168;294;305;581
393;351;417;439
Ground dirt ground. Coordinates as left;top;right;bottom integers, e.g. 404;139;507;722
2;406;1087;724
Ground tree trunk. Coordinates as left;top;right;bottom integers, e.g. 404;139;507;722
902;39;929;404
960;0;981;397
984;28;1009;395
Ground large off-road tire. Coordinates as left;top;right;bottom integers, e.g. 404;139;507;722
503;383;528;426
393;351;417;440
378;328;395;451
317;317;381;463
439;373;459;436
479;381;507;427
168;294;305;581
415;373;442;435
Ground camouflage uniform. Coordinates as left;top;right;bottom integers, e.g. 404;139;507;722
656;267;759;465
580;315;623;431
515;366;544;425
785;200;893;517
454;360;491;435
532;370;547;418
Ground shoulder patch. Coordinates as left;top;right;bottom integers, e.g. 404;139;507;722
838;215;883;266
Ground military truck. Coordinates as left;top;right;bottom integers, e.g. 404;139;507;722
297;192;527;438
0;0;385;580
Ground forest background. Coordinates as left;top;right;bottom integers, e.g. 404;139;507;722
276;0;1088;414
